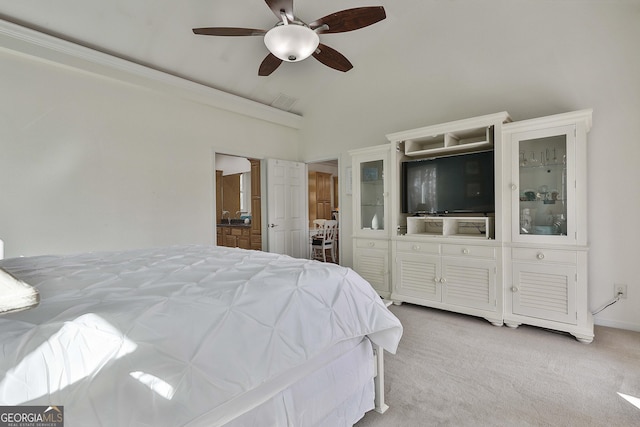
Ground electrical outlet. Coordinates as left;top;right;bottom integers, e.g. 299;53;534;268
614;284;627;299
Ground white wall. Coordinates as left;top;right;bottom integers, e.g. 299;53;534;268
299;2;640;331
0;50;299;257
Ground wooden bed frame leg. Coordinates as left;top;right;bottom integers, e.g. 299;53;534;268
373;343;389;414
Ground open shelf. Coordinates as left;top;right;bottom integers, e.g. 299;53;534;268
406;216;495;239
404;127;494;157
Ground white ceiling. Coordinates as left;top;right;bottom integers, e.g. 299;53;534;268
0;0;638;127
0;0;403;115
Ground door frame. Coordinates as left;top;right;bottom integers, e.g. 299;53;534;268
306;156;342;264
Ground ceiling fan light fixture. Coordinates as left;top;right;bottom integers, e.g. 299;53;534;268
264;24;319;62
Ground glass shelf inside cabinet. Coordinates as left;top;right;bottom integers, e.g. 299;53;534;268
360;160;384;230
518;135;568;236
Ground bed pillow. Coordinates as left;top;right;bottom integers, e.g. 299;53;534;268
0;267;40;314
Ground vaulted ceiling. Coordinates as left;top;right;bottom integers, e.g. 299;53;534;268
1;0;638;131
1;0;403;115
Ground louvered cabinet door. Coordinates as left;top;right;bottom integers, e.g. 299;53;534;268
442;258;497;311
511;263;577;324
354;241;390;297
395;253;441;301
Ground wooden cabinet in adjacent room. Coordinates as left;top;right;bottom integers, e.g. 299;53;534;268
249;159;262;250
216;158;262;251
217;225;252;250
309;171;333;225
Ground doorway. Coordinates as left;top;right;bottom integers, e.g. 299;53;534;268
307;159;340;264
214;153;340;262
214;153;262;251
214;153;308;258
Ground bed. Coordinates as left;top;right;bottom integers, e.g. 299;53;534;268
0;244;402;426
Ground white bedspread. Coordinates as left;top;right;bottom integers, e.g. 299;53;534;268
0;245;402;426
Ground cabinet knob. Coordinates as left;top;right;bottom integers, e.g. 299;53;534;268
434;277;439;283
462;248;469;255
511;287;519;293
368;242;375;247
440;277;447;284
412;245;421;251
511;184;518;191
536;252;545;260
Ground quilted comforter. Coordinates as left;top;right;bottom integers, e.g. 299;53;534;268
0;245;402;426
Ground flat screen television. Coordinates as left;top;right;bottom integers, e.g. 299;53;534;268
401;150;495;215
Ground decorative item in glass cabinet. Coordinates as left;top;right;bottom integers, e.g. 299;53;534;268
520;208;533;234
519;151;526;166
363;167;379;181
371;213;379;230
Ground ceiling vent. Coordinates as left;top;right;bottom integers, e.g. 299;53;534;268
270;93;298;112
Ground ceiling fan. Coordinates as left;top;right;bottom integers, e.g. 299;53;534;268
192;1;386;76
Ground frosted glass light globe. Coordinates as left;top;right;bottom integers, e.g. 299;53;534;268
264;24;319;62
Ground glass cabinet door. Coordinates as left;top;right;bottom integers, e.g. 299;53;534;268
513;125;576;243
360;160;385;231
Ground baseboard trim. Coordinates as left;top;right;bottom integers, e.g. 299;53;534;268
594;317;640;333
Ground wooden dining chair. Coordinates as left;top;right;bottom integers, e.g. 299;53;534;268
311;220;338;262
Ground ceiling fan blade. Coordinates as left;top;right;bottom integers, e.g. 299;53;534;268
265;0;294;21
259;53;283;76
312;44;353;72
310;7;386;34
192;27;266;36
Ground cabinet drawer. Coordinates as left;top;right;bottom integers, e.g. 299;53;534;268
356;239;388;249
230;227;250;236
512;248;577;264
396;241;440;254
442;244;496;259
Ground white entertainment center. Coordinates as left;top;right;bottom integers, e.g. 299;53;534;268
350;110;594;343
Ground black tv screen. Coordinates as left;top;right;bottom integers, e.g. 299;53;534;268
401;151;495;214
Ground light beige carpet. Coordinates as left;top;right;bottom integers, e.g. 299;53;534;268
356;303;640;426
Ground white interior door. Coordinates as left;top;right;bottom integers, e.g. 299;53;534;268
266;159;308;258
